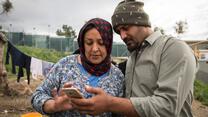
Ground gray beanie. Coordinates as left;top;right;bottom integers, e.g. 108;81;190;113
111;0;151;33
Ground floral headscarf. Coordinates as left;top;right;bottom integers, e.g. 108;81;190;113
77;18;113;76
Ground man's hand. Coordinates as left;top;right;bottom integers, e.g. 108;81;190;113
71;85;112;115
71;85;140;117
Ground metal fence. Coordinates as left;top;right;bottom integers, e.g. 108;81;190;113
6;32;128;57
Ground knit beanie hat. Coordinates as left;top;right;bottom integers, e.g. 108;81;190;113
111;0;151;34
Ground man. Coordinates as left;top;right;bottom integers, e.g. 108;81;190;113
71;0;198;117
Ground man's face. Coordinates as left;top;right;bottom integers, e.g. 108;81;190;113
116;25;143;52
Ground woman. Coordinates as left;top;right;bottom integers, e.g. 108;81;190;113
31;18;124;117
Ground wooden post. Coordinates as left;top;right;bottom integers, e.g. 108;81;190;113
0;32;9;95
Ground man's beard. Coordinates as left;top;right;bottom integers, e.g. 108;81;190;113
123;37;140;52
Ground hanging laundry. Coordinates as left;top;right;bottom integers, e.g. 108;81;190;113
30;57;43;80
42;60;54;78
6;41;31;84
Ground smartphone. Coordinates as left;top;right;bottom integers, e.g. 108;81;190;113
62;87;84;98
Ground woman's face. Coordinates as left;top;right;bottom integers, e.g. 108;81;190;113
84;28;107;64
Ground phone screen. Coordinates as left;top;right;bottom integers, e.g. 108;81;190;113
62;88;84;98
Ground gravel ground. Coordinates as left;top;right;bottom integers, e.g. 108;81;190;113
0;78;208;117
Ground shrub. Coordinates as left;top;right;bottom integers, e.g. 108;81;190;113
194;80;208;106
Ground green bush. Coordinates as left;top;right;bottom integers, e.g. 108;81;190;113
17;46;70;63
194;80;208;106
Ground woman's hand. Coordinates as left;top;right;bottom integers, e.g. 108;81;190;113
43;82;74;113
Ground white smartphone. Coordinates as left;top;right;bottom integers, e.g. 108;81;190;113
62;87;84;98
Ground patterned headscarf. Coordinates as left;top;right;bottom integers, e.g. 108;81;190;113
77;18;113;76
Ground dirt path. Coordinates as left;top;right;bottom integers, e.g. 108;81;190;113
192;100;208;117
0;79;208;117
0;95;208;117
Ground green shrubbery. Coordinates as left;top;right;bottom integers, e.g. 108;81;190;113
17;46;70;63
194;80;208;106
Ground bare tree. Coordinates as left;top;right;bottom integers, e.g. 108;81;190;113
0;0;13;95
0;0;13;32
0;0;13;14
0;33;9;95
174;20;188;35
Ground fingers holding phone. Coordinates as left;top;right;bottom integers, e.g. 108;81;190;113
62;88;84;99
63;82;73;88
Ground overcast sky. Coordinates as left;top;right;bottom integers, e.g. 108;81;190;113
0;0;208;42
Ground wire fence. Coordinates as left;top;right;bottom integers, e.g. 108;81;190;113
6;32;128;57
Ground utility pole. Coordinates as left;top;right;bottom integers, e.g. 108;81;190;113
48;24;51;49
9;23;12;42
22;30;25;45
33;27;36;48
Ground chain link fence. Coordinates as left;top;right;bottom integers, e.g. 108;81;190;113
6;32;128;57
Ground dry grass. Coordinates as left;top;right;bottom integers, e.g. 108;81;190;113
192;100;208;117
0;96;32;110
0;76;42;116
0;95;34;116
1;75;208;117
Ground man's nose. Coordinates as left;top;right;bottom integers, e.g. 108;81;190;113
120;30;127;40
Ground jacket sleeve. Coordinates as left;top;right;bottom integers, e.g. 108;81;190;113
31;63;61;115
130;40;198;117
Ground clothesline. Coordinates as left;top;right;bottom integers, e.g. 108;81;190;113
5;41;54;84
